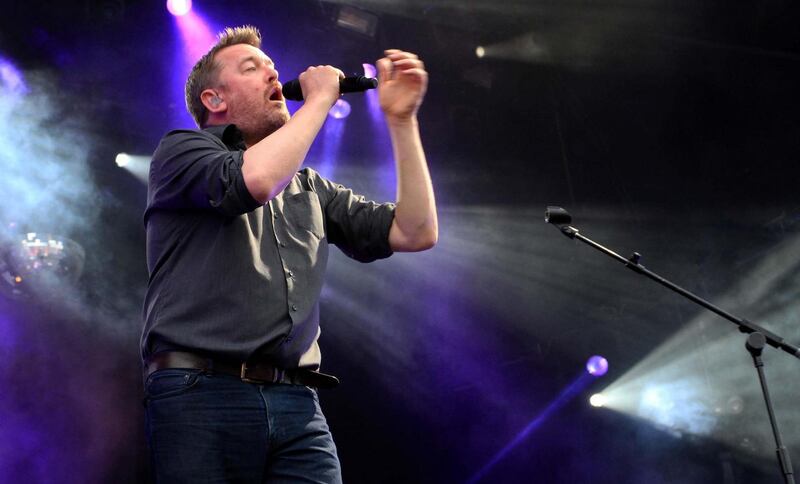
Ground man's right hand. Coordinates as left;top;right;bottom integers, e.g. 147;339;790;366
243;65;346;204
297;65;344;107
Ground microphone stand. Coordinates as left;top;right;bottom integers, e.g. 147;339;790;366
544;206;797;484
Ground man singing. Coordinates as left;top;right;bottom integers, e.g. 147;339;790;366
140;25;436;483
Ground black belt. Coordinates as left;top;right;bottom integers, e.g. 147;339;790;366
144;351;340;389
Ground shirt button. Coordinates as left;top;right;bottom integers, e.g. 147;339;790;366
287;271;294;278
291;304;298;311
273;213;278;219
280;242;286;247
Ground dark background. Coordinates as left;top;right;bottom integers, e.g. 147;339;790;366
1;1;799;482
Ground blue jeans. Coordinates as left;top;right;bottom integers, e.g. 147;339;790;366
144;369;342;484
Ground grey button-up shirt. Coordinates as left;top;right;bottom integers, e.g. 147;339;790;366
141;124;395;369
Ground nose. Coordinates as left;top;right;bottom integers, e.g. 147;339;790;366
265;65;278;83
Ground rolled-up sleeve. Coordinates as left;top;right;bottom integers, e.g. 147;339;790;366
306;169;395;263
147;129;262;217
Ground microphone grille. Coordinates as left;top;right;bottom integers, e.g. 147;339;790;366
545;206;572;225
282;80;303;101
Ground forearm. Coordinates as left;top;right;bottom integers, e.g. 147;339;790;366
241;98;331;203
388;116;438;251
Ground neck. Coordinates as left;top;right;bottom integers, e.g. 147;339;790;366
243;132;265;148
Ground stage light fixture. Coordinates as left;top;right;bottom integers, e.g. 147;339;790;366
115;153;130;167
586;355;609;377
476;46;485;58
0;233;85;299
589;393;607;408
335;5;378;38
166;0;192;17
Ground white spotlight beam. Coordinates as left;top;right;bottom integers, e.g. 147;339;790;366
115;153;150;183
596;232;800;465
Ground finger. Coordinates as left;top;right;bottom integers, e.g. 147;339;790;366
386;54;419;64
390;58;425;71
376;57;393;84
384;49;419;60
396;68;428;82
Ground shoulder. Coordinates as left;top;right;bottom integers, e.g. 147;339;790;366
155;128;226;154
151;129;231;174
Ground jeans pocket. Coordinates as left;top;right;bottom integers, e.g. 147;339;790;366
145;369;202;401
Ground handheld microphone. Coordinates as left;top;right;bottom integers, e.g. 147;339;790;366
545;206;578;239
282;76;378;101
544;206;572;226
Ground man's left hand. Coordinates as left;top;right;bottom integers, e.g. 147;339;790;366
377;50;428;123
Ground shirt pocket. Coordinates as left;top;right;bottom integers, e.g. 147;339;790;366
283;191;325;240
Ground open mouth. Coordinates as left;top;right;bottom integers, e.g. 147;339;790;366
268;86;284;102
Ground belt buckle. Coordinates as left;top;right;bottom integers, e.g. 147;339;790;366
240;362;262;384
240;362;284;384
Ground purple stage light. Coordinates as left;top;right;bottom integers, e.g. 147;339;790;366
313;111;345;179
586;355;608;377
467;372;595;484
329;99;351;119
363;63;377;78
167;0;192;17
173;10;215;63
170;6;214;127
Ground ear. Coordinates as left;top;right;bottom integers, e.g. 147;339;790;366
200;89;226;113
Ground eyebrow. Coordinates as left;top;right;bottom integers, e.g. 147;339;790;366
238;55;274;68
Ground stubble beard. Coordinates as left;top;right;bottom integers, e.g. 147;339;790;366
239;102;291;147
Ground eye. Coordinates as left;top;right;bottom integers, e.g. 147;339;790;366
245;66;256;71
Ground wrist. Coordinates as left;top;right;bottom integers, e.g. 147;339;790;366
301;94;338;112
385;114;419;129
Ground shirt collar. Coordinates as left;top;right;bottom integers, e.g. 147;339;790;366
204;124;246;150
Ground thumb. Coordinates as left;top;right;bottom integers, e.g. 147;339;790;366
376;58;392;85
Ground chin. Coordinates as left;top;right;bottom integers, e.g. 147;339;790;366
269;111;290;132
277;108;291;124
253;113;288;139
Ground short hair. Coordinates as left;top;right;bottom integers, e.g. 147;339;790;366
185;25;262;127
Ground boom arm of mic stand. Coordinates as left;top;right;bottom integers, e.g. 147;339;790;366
556;223;800;360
